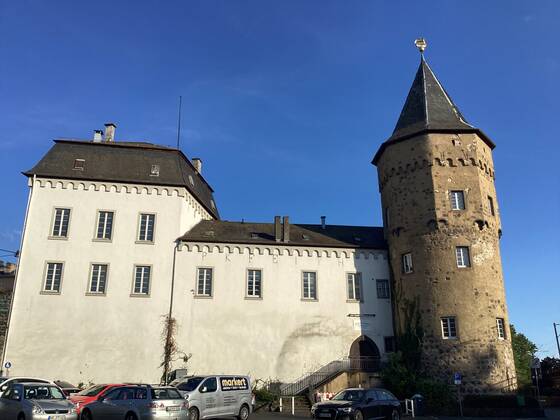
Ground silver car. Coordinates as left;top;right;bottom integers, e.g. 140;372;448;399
80;385;188;420
0;382;78;419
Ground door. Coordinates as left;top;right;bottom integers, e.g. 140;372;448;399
0;385;21;419
376;390;395;419
362;389;380;420
92;386;126;419
198;377;222;418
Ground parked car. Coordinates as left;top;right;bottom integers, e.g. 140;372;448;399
54;380;81;396
178;375;252;420
69;383;125;415
0;377;54;398
311;388;401;420
0;381;77;419
80;384;188;420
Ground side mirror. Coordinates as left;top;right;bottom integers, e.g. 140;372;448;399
201;387;207;393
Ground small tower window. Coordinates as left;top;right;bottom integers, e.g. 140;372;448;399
189;175;194;186
488;196;495;216
73;159;85;171
496;318;506;339
402;253;413;274
150;165;160;177
455;246;471;268
441;317;457;339
450;191;465;210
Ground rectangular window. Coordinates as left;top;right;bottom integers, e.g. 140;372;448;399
197;268;213;297
441;317;458;339
44;262;63;293
302;272;317;300
133;266;151;295
376;279;390;299
384;336;395;353
347;273;362;301
496;318;506;339
51;208;71;238
488;196;495;216
89;264;108;294
96;211;114;240
450;190;465;210
138;213;155;242
402;253;413;273
246;269;262;298
456;246;471;268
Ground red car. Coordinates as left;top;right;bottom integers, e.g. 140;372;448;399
69;383;125;415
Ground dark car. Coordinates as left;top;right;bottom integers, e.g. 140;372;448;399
311;388;401;420
54;380;81;396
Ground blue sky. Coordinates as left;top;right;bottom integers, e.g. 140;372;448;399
1;1;558;357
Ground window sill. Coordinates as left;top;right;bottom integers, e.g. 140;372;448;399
86;292;107;297
92;238;112;243
40;290;61;295
346;299;363;303
135;240;155;245
194;295;213;299
301;298;318;302
442;337;458;340
402;271;413;275
130;293;151;298
48;236;68;241
245;296;263;300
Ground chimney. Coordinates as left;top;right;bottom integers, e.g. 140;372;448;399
93;130;103;142
282;216;290;243
104;123;117;142
192;158;202;174
321;216;326;229
274;216;281;242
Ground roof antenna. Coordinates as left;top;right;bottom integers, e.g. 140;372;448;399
414;38;427;57
176;95;182;149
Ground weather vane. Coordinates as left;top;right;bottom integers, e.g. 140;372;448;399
414;38;427;54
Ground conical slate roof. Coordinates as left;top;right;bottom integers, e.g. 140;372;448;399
372;56;494;165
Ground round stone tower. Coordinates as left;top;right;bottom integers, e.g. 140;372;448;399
373;51;516;393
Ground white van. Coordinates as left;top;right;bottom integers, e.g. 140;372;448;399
173;375;252;420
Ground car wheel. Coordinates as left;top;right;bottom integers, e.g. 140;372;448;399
189;407;200;420
124;412;137;420
391;409;400;420
81;409;93;420
237;404;250;420
354;409;363;420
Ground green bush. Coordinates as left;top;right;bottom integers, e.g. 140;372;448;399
253;387;276;403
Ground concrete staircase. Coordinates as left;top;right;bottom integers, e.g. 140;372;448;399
279;395;312;417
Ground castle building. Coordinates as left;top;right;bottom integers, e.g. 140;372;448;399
2;51;515;394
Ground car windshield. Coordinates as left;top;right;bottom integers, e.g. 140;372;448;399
24;385;65;400
152;388;182;400
76;385;107;397
332;390;365;402
177;377;204;392
55;381;76;389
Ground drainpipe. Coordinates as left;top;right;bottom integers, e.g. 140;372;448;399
162;239;180;385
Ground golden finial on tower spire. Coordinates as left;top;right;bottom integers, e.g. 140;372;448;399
414;38;427;54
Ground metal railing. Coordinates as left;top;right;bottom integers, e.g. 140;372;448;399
279;356;381;396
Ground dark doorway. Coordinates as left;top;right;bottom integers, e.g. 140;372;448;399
349;335;380;372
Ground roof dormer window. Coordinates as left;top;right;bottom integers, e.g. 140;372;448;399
150;165;160;177
73;159;85;171
189;175;195;186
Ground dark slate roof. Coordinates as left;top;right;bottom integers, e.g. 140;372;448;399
24;140;219;219
372;56;495;165
180;220;387;249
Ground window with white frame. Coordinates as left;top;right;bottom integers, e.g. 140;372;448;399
138;213;155;242
347;273;362;301
496;318;506;339
197;268;213;297
376;279;390;299
89;264;108;294
51;208;71;238
44;262;63;293
441;317;457;339
246;269;262;298
450;190;465;210
402;253;413;273
133;265;151;295
96;211;114;240
455;246;471;268
302;272;317;300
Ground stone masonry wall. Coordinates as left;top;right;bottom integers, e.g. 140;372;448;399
377;132;516;393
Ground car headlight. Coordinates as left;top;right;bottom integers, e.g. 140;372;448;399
337;407;354;413
32;405;45;415
68;407;77;414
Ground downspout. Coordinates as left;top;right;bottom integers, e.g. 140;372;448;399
1;174;36;373
162;239;180;384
